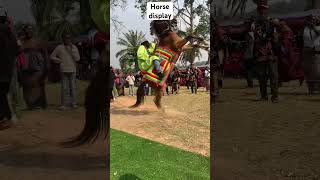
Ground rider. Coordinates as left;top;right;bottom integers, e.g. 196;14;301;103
137;39;164;79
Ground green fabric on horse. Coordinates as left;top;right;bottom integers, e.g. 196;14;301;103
90;0;109;32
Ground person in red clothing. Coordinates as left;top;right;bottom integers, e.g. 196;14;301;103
252;2;279;103
271;20;304;84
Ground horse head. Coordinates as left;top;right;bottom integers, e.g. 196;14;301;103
150;19;178;37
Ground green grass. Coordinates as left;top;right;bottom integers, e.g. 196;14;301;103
110;129;210;180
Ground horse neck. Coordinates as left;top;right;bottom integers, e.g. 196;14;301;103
158;32;185;53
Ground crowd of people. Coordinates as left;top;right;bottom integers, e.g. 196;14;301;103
110;64;210;101
0;7;105;129
212;2;320;103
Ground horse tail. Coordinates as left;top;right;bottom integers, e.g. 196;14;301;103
61;68;110;147
130;81;146;108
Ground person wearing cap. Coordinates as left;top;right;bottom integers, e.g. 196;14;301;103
137;40;163;78
0;7;19;129
252;2;279;103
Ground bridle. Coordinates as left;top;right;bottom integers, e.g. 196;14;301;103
150;19;178;37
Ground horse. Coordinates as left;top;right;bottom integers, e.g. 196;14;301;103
130;19;208;109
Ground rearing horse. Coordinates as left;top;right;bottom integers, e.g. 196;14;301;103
131;19;208;109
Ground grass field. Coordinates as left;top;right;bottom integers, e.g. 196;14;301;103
110;129;210;180
111;86;210;180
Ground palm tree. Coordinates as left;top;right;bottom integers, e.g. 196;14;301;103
29;0;94;41
116;30;145;72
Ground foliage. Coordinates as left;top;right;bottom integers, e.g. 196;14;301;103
29;0;94;41
116;30;146;72
90;0;110;32
135;0;210;64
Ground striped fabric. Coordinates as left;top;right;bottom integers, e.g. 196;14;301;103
141;47;178;88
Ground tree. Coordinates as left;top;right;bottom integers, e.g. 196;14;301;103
135;0;210;64
110;0;127;31
306;0;320;10
29;0;95;41
116;30;146;72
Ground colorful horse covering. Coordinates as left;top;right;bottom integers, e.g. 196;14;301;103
141;46;178;88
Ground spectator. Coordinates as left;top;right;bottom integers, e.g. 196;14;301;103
111;67;118;101
21;24;48;110
50;31;80;110
205;66;210;91
126;72;135;96
144;83;149;96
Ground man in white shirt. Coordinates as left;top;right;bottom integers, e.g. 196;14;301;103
50;32;80;110
303;16;320;94
126;72;135;96
205;66;210;91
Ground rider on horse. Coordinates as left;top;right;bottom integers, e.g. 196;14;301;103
137;40;164;78
131;18;208;109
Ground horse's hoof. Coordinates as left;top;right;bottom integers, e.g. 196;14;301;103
130;105;139;109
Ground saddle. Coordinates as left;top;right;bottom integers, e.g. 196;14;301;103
141;46;178;88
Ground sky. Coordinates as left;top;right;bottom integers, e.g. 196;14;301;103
0;0;34;23
110;2;153;68
110;1;209;68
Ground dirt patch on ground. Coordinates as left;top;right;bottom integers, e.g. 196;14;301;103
0;82;107;180
110;87;210;157
215;79;320;180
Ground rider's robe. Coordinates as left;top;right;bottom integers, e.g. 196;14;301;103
137;43;156;72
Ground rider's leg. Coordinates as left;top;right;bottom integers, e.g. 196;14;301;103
152;56;164;79
153;60;164;79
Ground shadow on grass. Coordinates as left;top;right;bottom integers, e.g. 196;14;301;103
118;174;143;180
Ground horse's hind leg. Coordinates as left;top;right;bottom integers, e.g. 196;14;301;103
153;88;162;109
130;82;145;108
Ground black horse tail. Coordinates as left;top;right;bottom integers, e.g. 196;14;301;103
61;68;110;147
130;81;146;108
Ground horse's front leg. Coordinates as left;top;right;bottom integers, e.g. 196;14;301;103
153;88;163;109
130;82;146;108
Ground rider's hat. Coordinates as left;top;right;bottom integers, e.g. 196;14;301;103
141;39;149;45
